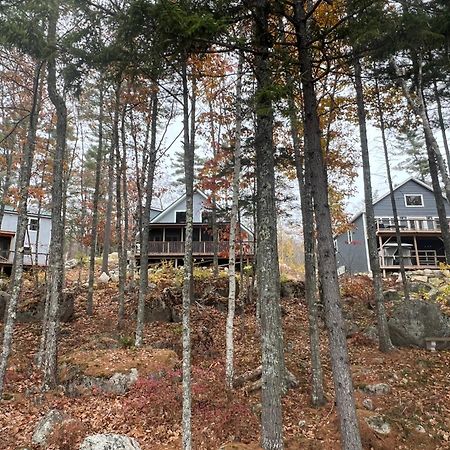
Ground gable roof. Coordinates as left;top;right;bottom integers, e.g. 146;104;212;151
349;177;441;223
151;189;254;237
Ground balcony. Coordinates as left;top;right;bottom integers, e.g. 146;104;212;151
379;250;446;269
142;240;255;257
376;217;446;233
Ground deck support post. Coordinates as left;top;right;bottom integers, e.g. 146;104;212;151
413;236;420;267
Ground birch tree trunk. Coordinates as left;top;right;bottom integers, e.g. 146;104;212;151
135;89;158;347
86;84;104;315
226;51;243;389
287;93;325;407
353;58;393;353
375;77;410;300
181;56;194;450
254;2;285;448
293;2;362;449
42;0;67;390
0;60;43;397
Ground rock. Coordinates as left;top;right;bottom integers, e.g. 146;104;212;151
429;277;445;288
423;269;435;276
0;291;10;321
362;383;391;396
0;278;8;291
144;299;173;323
415;425;426;434
79;434;141;450
442;269;450;278
280;280;305;298
363;326;379;343
345;320;360;338
64;258;79;269
98;272;110;284
362;398;374;410
0;290;74;323
388;298;450;348
32;409;68;446
66;368;138;396
383;289;401;302
365;414;391;435
410;275;428;283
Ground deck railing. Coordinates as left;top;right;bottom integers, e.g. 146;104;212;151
379;250;446;267
145;240;254;256
375;217;447;232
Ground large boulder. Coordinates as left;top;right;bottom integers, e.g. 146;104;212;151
32;409;68;446
388;299;450;349
60;347;178;396
79;434;140;450
144;299;179;323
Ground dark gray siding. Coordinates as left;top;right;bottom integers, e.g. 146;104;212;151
335;215;368;274
373;179;450;217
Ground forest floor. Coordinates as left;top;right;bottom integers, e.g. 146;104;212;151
1;269;450;450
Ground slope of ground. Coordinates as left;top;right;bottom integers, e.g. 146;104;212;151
0;270;449;449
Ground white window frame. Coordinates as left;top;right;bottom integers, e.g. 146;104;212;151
28;217;39;231
333;238;338;252
404;194;424;208
347;230;353;243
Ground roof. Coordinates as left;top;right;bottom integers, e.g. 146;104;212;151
349;177;438;223
151;189;254;237
3;205;51;218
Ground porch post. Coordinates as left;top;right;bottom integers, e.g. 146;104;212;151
413;236;420;267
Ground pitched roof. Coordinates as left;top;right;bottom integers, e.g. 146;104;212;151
349;177;439;223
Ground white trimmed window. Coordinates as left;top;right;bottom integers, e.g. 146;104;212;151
347;230;353;243
404;194;424;207
29;218;39;231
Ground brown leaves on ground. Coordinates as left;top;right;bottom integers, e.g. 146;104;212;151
0;270;449;449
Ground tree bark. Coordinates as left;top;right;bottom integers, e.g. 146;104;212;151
0;60;43;397
87;83;104;315
254;1;285;448
113;80;126;329
42;0;67;390
433;79;450;169
226;50;243;389
292;2;362;449
374;76;410;300
181;56;194;450
135;89;158;347
353;58;393;353
287;92;325;407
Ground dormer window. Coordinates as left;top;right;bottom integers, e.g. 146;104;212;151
404;194;423;207
175;211;186;223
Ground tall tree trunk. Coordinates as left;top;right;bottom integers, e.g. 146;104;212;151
42;0;67;390
102;129;115;274
135;89;158;347
87;83;104;315
433;79;450;168
181;56;194;450
120;102;130;288
293;2;362;449
353;58;393;353
374;77;410;300
0;60;43;397
254;2;285;448
287;93;325;407
0;147;13;228
113;81;126;329
226;51;243;389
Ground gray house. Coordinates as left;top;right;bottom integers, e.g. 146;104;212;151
137;189;254;267
0;206;52;273
335;178;450;276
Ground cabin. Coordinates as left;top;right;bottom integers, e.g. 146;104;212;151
334;177;450;276
0;207;52;274
137;190;254;267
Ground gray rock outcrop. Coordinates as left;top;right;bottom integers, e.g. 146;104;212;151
32;409;68;446
79;434;141;450
388;298;450;349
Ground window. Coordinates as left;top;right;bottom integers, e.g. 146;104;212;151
404;194;424;207
347;230;353;243
175;211;186;223
202;210;212;224
333;239;338;252
29;218;39;231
